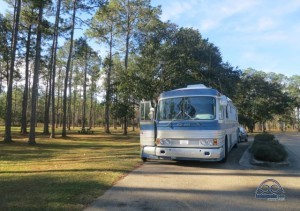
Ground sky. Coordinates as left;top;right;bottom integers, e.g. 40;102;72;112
152;0;300;77
0;0;299;77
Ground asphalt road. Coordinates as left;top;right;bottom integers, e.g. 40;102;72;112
85;132;300;211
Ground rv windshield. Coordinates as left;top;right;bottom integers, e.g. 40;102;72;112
157;96;216;121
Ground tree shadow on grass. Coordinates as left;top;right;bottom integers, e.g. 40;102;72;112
0;173;112;211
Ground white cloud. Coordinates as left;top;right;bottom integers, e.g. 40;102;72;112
160;0;197;22
198;0;261;31
257;17;277;31
218;0;260;17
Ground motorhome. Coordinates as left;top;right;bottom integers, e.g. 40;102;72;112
139;84;239;162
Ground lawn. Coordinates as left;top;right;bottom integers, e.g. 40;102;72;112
0;127;142;210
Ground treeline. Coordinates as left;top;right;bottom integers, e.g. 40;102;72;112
234;69;300;132
0;0;299;144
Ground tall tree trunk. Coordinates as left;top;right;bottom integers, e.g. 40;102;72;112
105;31;113;134
21;24;32;134
123;5;130;136
50;0;62;138
124;0;132;135
93;100;97;128
56;68;61;129
43;75;50;134
72;86;77;128
89;88;93;129
60;87;63;127
13;83;18;126
36;92;39;127
67;60;73;130
4;0;21;143
62;0;76;137
29;1;43;145
82;48;88;130
44;31;56;135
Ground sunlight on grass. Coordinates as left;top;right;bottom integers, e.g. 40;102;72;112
0;127;142;210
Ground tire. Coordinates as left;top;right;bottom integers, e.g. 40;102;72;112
141;157;147;162
233;141;238;148
219;138;228;163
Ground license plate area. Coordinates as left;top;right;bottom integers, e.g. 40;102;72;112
180;140;189;145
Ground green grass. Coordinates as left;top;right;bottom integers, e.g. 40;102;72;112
251;133;287;162
0;127;142;210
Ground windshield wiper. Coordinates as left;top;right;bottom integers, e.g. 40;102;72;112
167;110;183;127
167;110;195;127
183;111;193;119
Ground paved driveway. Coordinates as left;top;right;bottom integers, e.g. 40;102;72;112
85;132;300;211
274;132;300;168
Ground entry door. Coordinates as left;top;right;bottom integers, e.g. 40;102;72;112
140;101;155;146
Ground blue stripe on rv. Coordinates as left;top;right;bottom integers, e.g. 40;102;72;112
157;124;236;131
140;123;155;130
140;120;237;131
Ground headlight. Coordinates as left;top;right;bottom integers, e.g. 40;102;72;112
156;138;171;145
200;139;218;146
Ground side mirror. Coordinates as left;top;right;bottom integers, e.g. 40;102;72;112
220;95;228;106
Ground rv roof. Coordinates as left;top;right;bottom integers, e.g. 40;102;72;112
159;85;220;99
186;84;207;89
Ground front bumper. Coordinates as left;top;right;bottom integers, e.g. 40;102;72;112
141;146;224;161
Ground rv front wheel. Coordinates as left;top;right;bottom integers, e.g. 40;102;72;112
219;138;228;163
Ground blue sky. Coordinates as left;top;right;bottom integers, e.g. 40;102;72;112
152;0;300;77
1;0;299;77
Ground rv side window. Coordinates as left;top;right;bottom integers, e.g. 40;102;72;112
140;101;152;121
219;105;224;120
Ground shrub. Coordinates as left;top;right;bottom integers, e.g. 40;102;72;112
251;133;287;162
254;133;276;142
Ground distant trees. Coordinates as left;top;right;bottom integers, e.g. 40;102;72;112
235;68;293;132
87;0;120;134
287;75;300;131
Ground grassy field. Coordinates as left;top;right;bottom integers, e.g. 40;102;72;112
0;127;141;210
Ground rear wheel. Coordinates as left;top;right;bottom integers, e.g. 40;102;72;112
141;157;147;162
